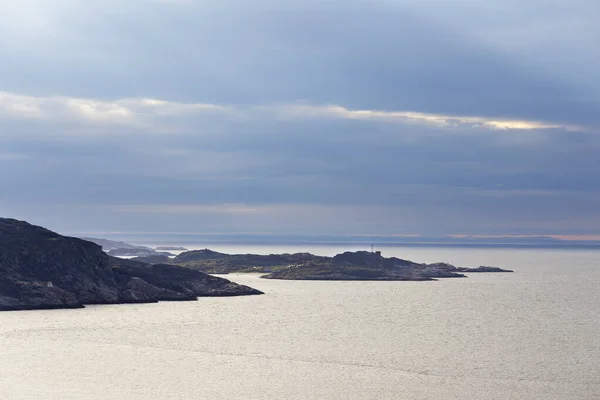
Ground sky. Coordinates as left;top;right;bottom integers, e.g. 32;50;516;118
1;0;599;238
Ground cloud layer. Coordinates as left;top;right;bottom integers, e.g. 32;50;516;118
1;0;599;236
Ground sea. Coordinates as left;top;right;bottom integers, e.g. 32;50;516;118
1;245;599;399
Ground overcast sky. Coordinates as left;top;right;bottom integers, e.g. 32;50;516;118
1;0;599;238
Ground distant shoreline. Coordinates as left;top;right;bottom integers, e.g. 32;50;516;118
122;241;600;250
75;233;600;250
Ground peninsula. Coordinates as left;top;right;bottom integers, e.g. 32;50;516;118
164;248;513;280
0;218;263;312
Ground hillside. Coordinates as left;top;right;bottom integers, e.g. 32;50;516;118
173;249;330;273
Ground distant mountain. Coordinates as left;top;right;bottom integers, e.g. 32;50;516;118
0;218;263;311
80;237;150;251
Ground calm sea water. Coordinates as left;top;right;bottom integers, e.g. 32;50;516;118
1;246;599;399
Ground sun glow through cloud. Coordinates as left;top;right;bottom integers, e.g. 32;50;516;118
0;91;589;134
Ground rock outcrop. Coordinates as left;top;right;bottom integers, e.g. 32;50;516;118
0;218;263;311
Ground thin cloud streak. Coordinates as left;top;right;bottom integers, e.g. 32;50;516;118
0;91;589;133
281;104;587;132
0;91;232;127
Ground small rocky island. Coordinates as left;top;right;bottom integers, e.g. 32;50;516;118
0;218;263;312
108;248;175;257
165;248;513;280
155;246;188;251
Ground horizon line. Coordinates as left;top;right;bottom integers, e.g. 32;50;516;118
69;232;600;242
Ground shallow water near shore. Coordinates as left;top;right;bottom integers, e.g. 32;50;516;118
1;246;599;399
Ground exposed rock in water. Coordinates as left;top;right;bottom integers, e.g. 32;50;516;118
0;218;263;312
455;266;514;273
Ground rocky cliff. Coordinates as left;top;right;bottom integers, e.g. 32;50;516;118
0;218;262;311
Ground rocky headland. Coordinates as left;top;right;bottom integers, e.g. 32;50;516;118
0;218;263;312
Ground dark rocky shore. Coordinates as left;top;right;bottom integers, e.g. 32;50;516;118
0;218;263;312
